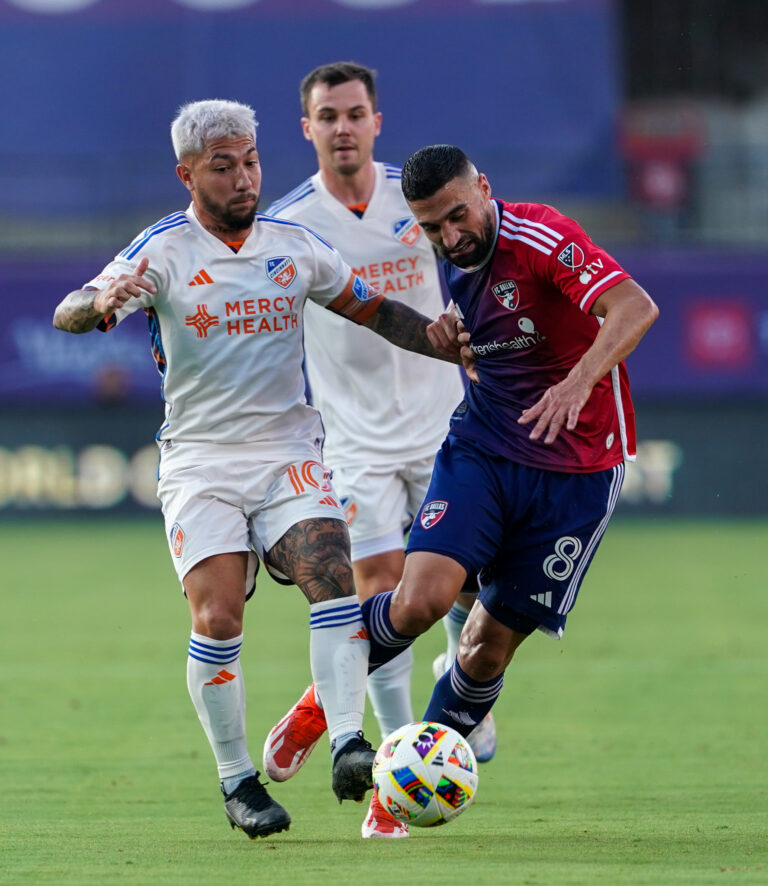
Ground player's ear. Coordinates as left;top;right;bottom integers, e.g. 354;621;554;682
301;117;313;142
373;111;382;137
477;173;492;199
176;163;194;193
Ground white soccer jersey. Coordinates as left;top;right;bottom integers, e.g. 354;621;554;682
267;162;464;467
85;204;356;446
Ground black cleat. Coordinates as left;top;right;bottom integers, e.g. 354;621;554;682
331;732;375;804
222;773;291;839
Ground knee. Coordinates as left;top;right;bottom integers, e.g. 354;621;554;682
191;600;243;640
355;569;402;601
391;579;455;635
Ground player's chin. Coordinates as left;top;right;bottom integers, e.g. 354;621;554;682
448;248;482;268
225;204;258;229
333;160;362;177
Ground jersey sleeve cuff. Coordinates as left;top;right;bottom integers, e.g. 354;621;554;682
97;313;116;332
578;270;630;312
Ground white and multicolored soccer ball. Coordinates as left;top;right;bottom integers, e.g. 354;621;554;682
372;721;478;827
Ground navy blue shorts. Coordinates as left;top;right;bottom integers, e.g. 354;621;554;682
406;435;625;637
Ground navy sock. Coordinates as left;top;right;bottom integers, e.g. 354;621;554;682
423;659;504;738
361;591;416;673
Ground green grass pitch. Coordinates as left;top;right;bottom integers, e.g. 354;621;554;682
1;518;766;885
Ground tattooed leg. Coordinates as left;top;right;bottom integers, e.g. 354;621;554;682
266;518;355;603
267;518;369;746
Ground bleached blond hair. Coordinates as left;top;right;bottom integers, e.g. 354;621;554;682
171;99;258;161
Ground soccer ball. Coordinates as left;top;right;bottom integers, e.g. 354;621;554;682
372;721;478;827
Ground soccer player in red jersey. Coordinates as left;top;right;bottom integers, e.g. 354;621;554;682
376;143;657;734
268;144;658;833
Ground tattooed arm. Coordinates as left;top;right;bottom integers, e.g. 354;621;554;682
323;272;475;375
53;256;156;333
360;298;456;360
53;289;111;334
362;299;479;380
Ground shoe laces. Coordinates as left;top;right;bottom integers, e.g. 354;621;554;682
331;730;371;755
292;700;326;740
224;773;273;810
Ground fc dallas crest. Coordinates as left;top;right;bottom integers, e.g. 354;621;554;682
420;500;448;529
491;279;519;311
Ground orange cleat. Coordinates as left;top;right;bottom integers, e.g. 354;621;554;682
262;684;327;782
361;789;409;839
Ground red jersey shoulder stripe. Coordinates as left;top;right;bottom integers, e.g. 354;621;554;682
499;208;564;255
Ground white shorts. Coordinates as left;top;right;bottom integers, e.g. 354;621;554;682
330;453;436;561
157;440;347;590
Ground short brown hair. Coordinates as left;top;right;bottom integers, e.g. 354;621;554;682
300;62;378;115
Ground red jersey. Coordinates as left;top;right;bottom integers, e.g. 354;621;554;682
445;199;634;473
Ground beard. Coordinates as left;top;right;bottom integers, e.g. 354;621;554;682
200;190;259;231
443;208;496;268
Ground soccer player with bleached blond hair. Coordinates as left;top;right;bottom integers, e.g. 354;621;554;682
52;99;466;840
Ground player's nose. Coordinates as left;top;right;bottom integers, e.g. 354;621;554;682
442;225;461;248
233;165;252;189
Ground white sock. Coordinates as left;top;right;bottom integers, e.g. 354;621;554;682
443;601;471;664
366;646;414;739
187;632;255;781
309;597;368;747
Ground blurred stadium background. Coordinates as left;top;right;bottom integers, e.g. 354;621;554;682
1;0;767;520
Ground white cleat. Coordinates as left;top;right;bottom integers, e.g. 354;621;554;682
467;711;497;763
432;651;449;681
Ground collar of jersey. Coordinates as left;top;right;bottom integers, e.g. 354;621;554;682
313;160;383;219
186;203;259;256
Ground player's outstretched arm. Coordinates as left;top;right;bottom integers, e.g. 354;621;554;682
53;256;156;334
325;272;472;369
360;298;462;363
518;279;658;445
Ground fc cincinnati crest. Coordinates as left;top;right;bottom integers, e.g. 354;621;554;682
266;256;297;288
340;496;358;526
491;279;519;311
557;242;585;271
420;500;448;529
392;216;421;247
170;523;184;558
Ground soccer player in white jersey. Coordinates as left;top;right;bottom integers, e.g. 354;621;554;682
261;62;496;839
51;99;464;841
